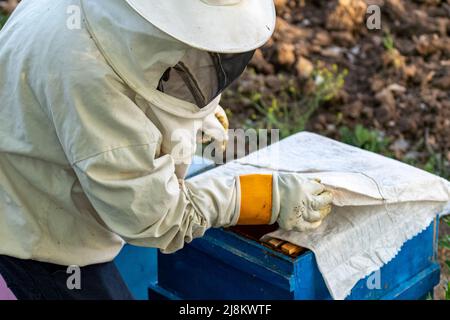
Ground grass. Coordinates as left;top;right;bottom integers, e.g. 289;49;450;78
339;125;450;180
383;32;395;52
247;64;348;139
0;13;8;29
423;153;450;181
339;125;392;156
440;216;450;300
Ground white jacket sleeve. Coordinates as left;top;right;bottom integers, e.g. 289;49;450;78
73;144;239;253
44;56;239;253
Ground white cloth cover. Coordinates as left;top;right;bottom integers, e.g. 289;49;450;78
189;132;450;300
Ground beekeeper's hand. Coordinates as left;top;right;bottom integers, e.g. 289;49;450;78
275;173;333;231
201;105;229;151
237;173;333;232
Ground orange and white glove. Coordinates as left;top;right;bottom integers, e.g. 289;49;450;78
201;105;229;152
237;173;333;231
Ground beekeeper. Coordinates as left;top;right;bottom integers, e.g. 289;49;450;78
0;0;333;299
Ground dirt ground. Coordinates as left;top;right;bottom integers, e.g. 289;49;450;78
224;0;449;169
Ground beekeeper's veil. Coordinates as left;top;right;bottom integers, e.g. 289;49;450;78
80;0;275;177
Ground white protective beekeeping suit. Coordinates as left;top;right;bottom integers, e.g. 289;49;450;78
0;0;274;265
0;0;333;266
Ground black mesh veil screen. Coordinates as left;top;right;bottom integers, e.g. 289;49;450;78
158;49;255;108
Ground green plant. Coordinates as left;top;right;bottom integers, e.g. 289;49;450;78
446;285;450;300
423;153;450;180
0;13;8;29
439;216;450;300
250;64;347;139
339;125;392;156
383;32;395;52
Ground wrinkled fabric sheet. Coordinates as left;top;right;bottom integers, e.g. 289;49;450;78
193;132;450;299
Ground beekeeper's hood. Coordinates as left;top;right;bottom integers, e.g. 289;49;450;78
81;0;275;113
81;0;275;178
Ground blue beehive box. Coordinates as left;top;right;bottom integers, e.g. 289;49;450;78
148;220;440;300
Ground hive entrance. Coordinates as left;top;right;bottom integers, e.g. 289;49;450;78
228;225;306;258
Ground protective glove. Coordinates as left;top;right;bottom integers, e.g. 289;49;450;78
237;173;333;232
201;105;229;152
